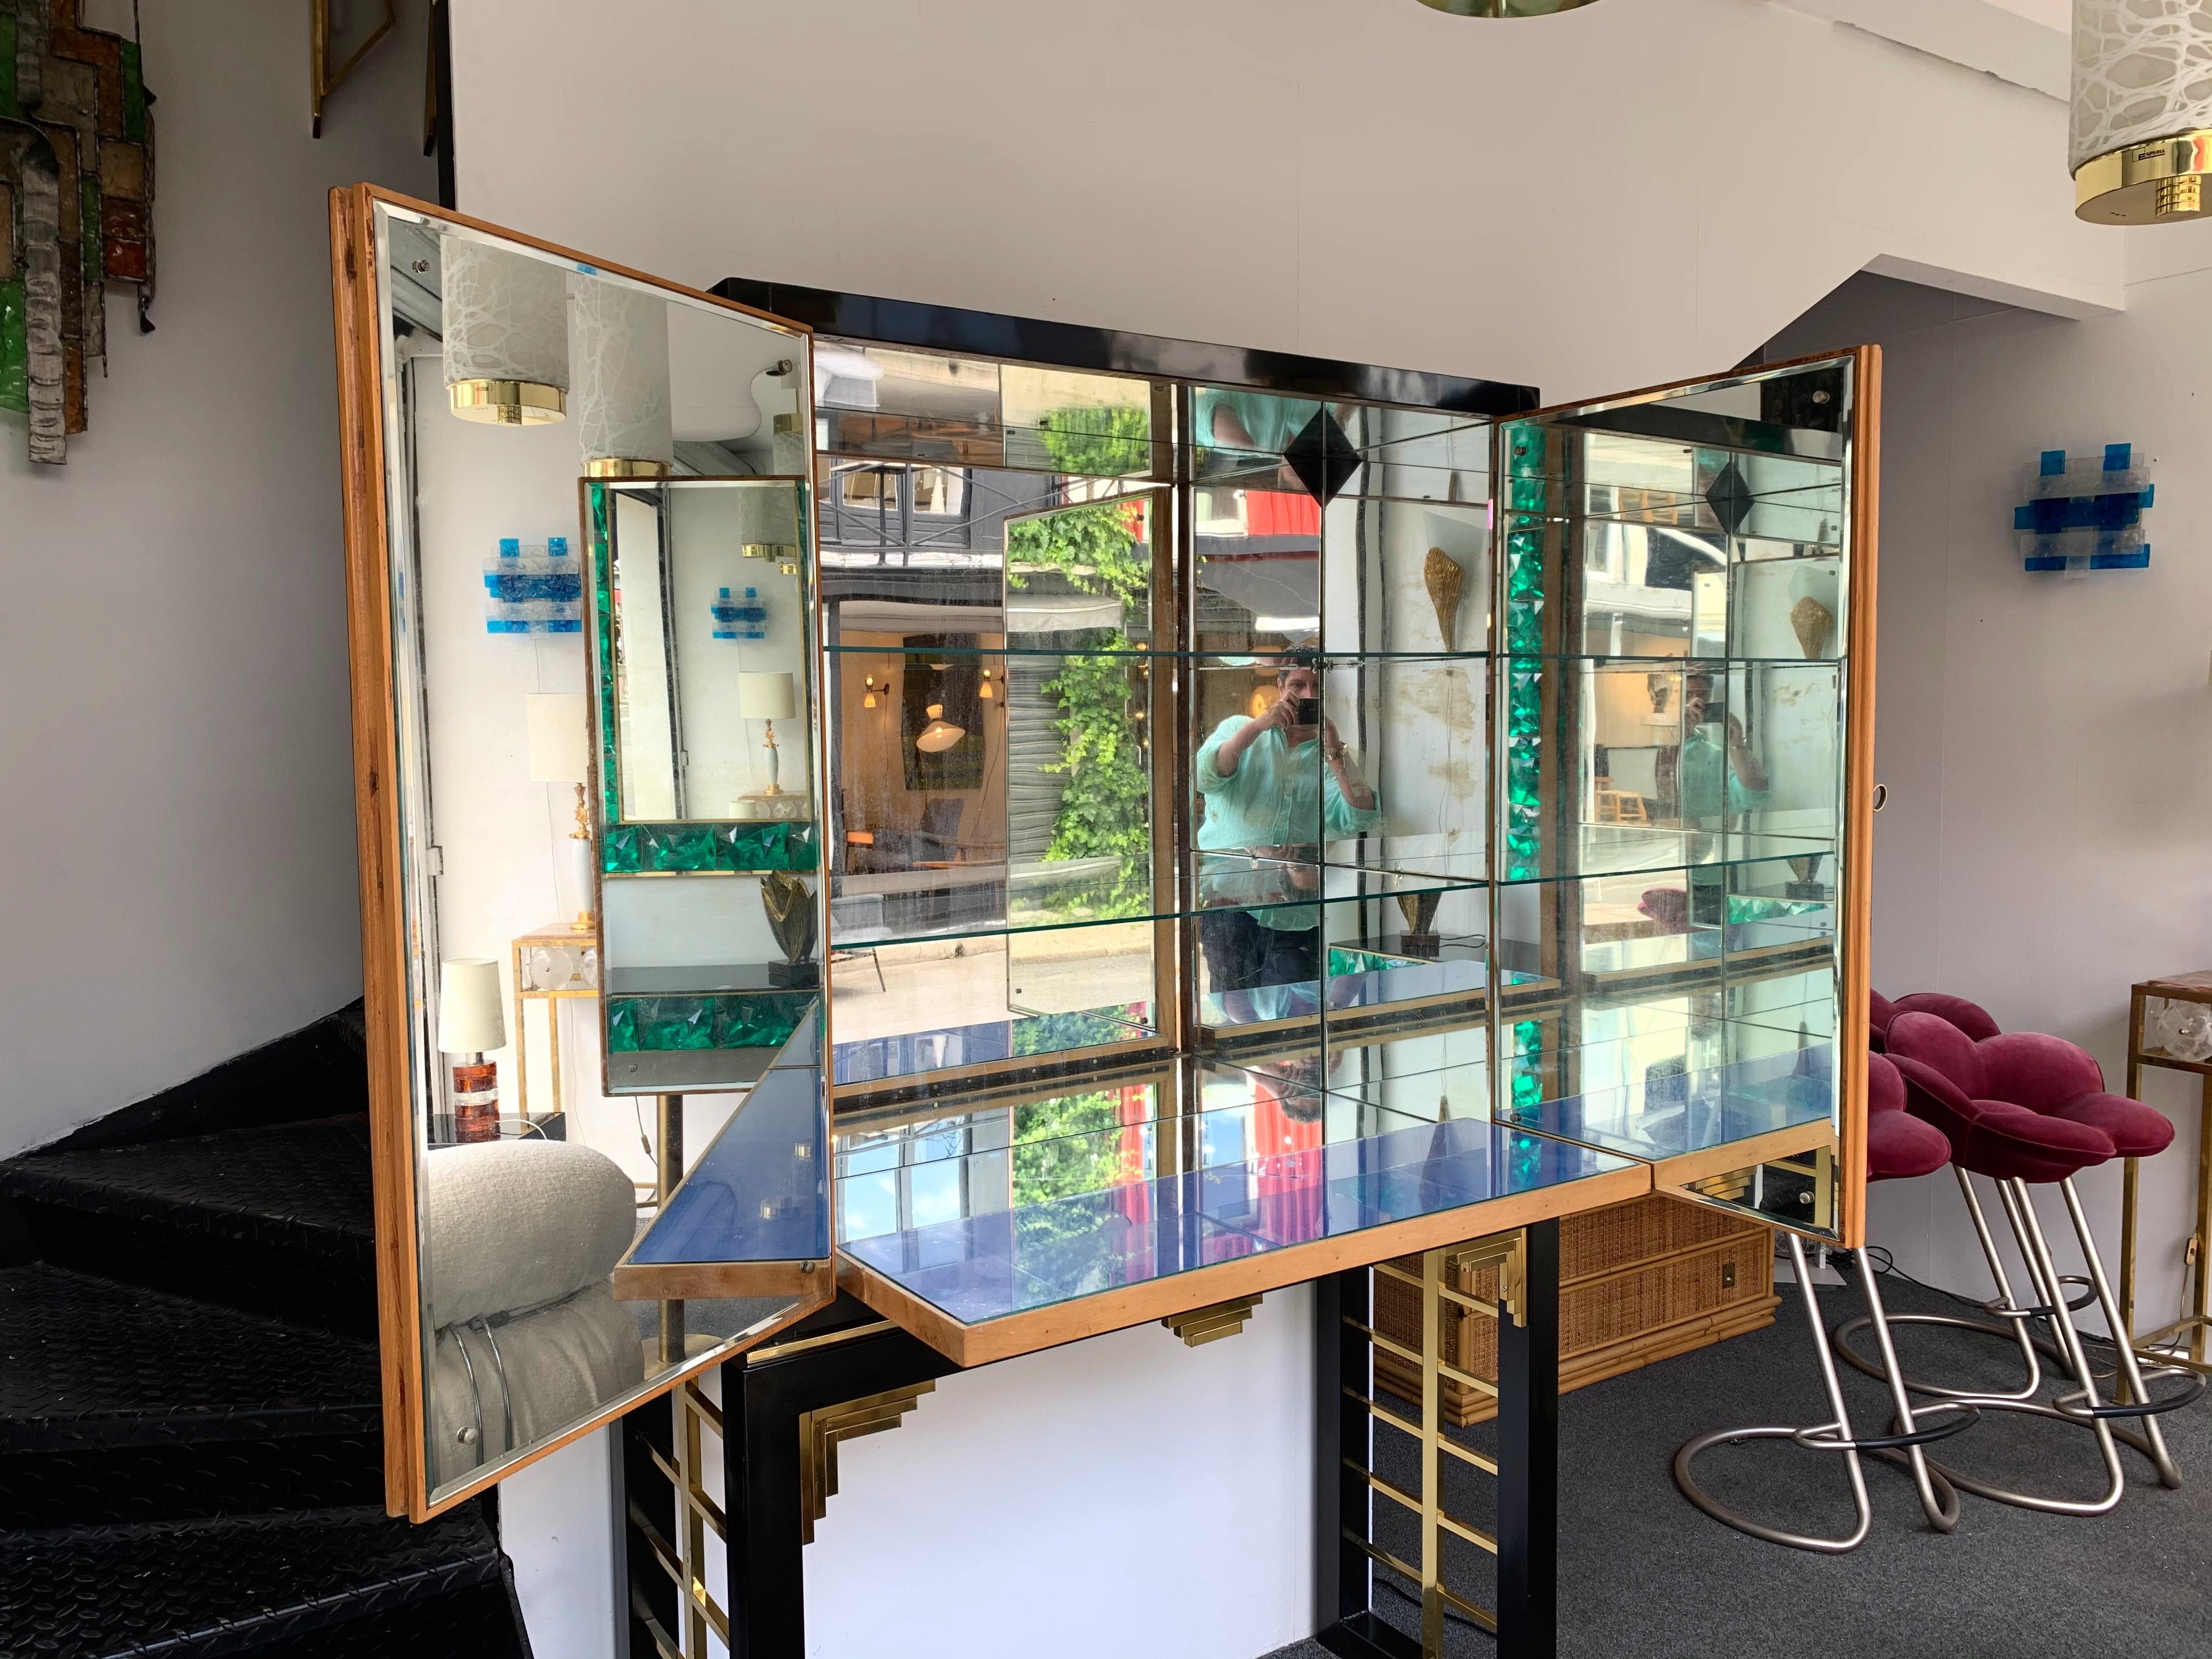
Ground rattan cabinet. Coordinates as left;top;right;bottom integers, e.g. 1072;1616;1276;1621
1375;1195;1777;1426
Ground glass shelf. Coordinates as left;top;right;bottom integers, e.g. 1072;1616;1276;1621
830;864;1489;953
1494;826;1836;887
835;1112;1641;1364
830;1004;1159;1090
618;1012;831;1288
1504;1045;1837;1169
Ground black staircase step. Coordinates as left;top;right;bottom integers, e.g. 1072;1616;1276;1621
2;1504;507;1659
0;1264;380;1453
255;1579;531;1659
0;1437;385;1530
1;1119;377;1334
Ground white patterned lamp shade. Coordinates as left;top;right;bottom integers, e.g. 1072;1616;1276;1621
2073;0;2212;222
442;240;570;422
571;277;674;476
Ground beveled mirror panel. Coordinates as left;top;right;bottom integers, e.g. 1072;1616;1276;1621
332;188;831;1520
1491;352;1876;1244
590;477;825;1097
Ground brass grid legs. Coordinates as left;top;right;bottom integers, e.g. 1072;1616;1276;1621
628;1378;730;1659
1339;1231;1526;1654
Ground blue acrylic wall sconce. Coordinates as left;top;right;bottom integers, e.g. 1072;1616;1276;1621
2015;444;2153;577
482;537;582;633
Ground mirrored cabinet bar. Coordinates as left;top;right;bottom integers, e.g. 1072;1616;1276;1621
336;189;1875;1522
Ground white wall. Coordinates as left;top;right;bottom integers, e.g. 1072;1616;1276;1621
805;1289;1316;1659
0;2;435;1156
1767;264;2212;1331
448;0;2124;407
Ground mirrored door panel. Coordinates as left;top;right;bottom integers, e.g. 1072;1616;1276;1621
333;188;832;1520
1490;351;1876;1244
590;477;825;1097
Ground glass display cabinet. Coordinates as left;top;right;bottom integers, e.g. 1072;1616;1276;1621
335;185;1876;1525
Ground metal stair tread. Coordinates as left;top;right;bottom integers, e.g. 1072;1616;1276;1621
0;1118;375;1259
0;1264;379;1453
1;1504;503;1659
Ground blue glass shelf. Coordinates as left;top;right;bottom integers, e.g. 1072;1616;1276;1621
1504;1045;1835;1168
613;1008;833;1301
837;1114;1643;1364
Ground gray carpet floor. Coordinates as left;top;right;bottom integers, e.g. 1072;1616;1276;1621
1262;1271;2212;1659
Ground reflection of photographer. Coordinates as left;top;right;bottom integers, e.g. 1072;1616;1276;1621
1662;671;1768;830
1195;656;1379;1005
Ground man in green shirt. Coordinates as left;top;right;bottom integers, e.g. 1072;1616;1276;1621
1194;655;1380;1016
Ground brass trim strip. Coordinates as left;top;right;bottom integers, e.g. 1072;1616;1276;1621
746;1318;896;1367
2075;130;2212;223
1342;1387;1500;1475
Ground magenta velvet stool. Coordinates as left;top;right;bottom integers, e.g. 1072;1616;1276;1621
1868;989;2001;1052
1867;1012;2200;1515
1673;1053;1973;1551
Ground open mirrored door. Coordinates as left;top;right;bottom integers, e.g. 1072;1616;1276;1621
330;187;832;1520
1486;349;1878;1246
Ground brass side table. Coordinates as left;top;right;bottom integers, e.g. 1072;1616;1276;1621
2123;972;2212;1374
510;921;599;1120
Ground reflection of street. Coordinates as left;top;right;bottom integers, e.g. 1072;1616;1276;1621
828;932;1152;1047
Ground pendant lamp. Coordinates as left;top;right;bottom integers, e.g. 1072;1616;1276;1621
571;277;674;476
442;240;569;424
916;703;966;753
2073;0;2212;223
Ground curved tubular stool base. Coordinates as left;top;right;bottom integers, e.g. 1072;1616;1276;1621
1673;1235;1968;1553
1906;1177;2134;1517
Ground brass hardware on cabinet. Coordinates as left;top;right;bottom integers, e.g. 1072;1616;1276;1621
798;1383;935;1544
1162;1294;1262;1346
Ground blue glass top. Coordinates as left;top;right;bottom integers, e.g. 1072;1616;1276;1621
627;1006;831;1267
1504;1045;1835;1164
838;1115;1635;1329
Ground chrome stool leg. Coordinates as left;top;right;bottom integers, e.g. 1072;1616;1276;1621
1916;1180;2129;1517
1851;1246;1962;1532
2055;1176;2200;1488
1674;1234;1971;1553
1835;1167;2051;1402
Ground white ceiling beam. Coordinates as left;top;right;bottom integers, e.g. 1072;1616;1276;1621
1772;0;2068;100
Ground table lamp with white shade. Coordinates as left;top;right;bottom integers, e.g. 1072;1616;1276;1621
738;671;797;797
526;693;595;932
438;958;506;1143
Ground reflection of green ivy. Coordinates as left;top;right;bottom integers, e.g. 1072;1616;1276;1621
1005;495;1152;916
1034;404;1150;479
1006;496;1150;602
1012;1008;1139;1055
1013;1089;1135;1212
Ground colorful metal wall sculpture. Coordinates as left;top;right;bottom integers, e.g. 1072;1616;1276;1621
1;0;155;465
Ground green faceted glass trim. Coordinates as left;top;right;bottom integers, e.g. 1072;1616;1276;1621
121;41;147;142
0;279;26;415
602;819;819;875
1509;1018;1545;1113
605;991;813;1052
1328;946;1421;977
1502;454;1548;879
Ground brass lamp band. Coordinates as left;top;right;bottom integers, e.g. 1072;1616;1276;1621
449;377;568;424
584;456;673;478
2075;131;2212;224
